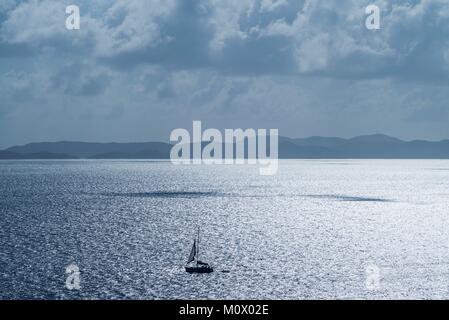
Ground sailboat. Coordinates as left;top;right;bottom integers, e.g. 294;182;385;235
185;227;213;273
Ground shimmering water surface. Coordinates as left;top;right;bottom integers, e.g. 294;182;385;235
1;160;449;299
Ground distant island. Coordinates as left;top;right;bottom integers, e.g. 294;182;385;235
2;134;449;159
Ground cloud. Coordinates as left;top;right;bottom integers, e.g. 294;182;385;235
1;0;449;148
2;0;449;80
1;0;67;44
49;62;112;96
95;0;177;56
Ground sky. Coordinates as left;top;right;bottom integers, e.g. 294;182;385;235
1;0;449;148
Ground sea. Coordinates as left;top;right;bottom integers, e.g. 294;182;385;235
1;159;449;299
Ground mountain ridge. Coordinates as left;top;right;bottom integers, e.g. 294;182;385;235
3;134;449;159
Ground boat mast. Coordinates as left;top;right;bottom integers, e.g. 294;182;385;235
197;226;200;264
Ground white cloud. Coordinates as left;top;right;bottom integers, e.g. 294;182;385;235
1;0;67;43
295;33;330;72
260;0;289;13
95;0;176;56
